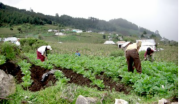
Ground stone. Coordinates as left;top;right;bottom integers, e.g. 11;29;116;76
0;70;16;98
75;95;98;104
115;99;128;104
158;98;168;104
171;102;178;104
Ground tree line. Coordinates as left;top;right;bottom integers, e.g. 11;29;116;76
0;2;160;37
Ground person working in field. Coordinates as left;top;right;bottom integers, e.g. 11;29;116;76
125;41;142;74
37;45;52;62
144;47;154;61
75;50;81;56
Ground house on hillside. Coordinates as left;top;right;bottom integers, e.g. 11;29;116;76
72;29;83;33
136;39;156;52
55;32;65;36
99;32;105;34
116;41;126;48
86;30;92;33
53;30;59;33
104;41;115;44
48;29;53;32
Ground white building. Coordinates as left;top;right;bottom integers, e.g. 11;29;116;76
72;29;83;33
55;32;65;36
136;39;156;51
3;37;20;46
48;29;53;32
116;41;126;48
104;41;115;44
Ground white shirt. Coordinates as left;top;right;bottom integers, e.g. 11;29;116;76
37;46;47;55
15;41;20;46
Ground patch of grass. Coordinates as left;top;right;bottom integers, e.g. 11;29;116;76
7;82;163;104
155;45;178;64
49;42;120;56
0;27;19;36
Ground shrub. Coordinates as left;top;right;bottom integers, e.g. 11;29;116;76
20;38;48;53
0;42;20;60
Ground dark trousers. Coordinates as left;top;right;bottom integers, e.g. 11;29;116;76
126;49;142;74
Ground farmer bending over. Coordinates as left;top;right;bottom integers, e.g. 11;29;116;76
125;41;142;74
144;47;154;61
37;45;52;62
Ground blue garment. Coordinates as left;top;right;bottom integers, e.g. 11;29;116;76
75;52;80;56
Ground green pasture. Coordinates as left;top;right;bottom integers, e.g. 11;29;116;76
0;27;19;36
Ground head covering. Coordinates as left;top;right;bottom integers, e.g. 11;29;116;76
147;47;151;55
147;47;151;51
122;42;131;48
137;41;142;48
47;45;52;50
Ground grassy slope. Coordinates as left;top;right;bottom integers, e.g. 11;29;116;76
0;27;19;36
0;24;178;104
0;24;106;42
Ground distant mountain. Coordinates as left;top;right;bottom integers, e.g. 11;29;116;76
0;2;161;38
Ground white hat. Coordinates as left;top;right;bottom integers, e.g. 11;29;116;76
47;45;52;50
122;42;130;48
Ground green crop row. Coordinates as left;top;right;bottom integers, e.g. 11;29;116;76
0;55;6;65
17;60;32;88
25;53;178;98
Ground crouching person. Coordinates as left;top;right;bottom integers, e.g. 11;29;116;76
144;47;154;62
125;41;142;74
37;45;52;62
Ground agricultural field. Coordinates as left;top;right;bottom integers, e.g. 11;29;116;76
0;25;178;103
0;39;178;104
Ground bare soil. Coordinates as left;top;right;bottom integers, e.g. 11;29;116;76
0;61;131;94
0;61;178;102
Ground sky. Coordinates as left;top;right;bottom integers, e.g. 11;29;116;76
0;0;178;41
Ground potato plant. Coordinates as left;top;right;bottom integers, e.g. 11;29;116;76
25;53;178;98
0;55;6;65
17;60;32;88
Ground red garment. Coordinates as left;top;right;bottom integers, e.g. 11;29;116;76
144;49;154;57
37;51;45;62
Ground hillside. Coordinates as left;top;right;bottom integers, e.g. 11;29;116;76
0;2;161;38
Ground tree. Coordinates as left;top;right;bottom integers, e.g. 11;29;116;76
103;35;106;39
143;31;147;35
150;34;156;38
17;27;22;33
141;34;145;38
55;13;60;23
155;30;159;34
10;27;13;31
30;8;34;12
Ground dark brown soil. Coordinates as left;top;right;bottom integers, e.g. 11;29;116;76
0;62;23;84
171;96;178;102
59;68;92;87
0;62;129;94
95;72;131;94
27;65;57;91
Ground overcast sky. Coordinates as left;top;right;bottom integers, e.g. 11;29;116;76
0;0;178;41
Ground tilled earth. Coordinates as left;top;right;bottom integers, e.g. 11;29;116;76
1;61;178;102
0;61;131;94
